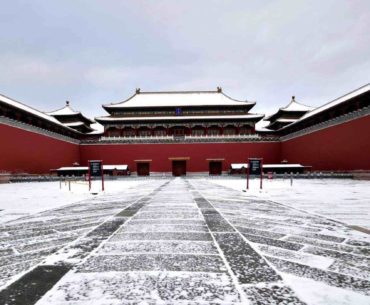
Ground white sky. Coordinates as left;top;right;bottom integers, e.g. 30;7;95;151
0;0;369;119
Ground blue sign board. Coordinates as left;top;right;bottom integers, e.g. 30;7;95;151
175;108;182;116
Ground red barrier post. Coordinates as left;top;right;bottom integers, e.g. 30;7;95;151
88;160;91;191
260;158;263;189
101;161;105;191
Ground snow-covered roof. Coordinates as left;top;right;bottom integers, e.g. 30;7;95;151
264;96;314;121
231;163;248;169
264;164;305;168
103;89;255;109
230;163;304;169
264;118;298;131
57;167;88;171
47;102;80;116
64;122;85;127
0;94;78;132
47;101;94;124
291;83;370;124
281;97;314;112
57;165;128;171
96;114;264;122
88;122;104;135
274;118;297;123
103;165;128;170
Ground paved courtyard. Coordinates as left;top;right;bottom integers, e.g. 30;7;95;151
0;178;370;304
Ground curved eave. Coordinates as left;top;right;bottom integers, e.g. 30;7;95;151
95;114;264;124
102;91;256;113
265;120;293;131
0;95;82;136
264;109;309;122
52;113;94;125
71;125;95;133
279;83;370;133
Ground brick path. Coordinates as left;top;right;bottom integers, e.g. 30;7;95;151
1;178;369;304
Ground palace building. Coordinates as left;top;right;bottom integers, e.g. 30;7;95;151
47;101;95;134
264;96;313;131
0;84;369;175
96;87;263;139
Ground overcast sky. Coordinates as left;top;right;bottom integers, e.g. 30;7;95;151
1;0;369;120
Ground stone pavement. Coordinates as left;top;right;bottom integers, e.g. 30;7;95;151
0;178;369;304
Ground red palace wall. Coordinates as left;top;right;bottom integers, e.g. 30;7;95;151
0;123;80;174
2;115;369;174
281;115;370;171
80;142;281;172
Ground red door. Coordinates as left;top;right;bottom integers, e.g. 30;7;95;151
209;161;222;175
172;161;186;176
137;162;150;176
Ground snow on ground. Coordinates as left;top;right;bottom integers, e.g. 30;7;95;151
208;178;370;230
282;273;370;305
0;179;153;224
1;178;370;304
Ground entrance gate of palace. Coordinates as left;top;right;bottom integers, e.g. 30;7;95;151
137;162;150;176
209;161;222;175
172;160;186;176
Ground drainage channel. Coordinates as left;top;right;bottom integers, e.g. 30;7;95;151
0;181;169;305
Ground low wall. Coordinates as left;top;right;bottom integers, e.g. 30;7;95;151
0;123;80;174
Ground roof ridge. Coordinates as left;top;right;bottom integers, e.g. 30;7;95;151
0;93;60;123
139;90;219;94
282;96;313;110
47;101;82;115
103;88;254;108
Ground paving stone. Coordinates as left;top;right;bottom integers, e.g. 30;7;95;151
256;245;334;269
97;240;219;254
53;222;100;232
15;236;76;253
0;248;14;256
346;239;370;247
128;219;205;225
242;233;303;251
328;261;370;280
298;232;346;243
37;272;240;304
0;229;57;242
0;265;71;305
303;246;370;266
111;232;212;241
203;214;236;232
214;233;281;284
228;219;276;230
200;208;220;214
78;254;227;273
122;224;208;233
243;285;307;305
116;208;138;217
235;226;286;239
86;217;126;238
266;256;370;295
286;236;368;255
0;247;59;267
194;197;214;209
142;205;196;211
0;259;42;288
134;212;201;219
